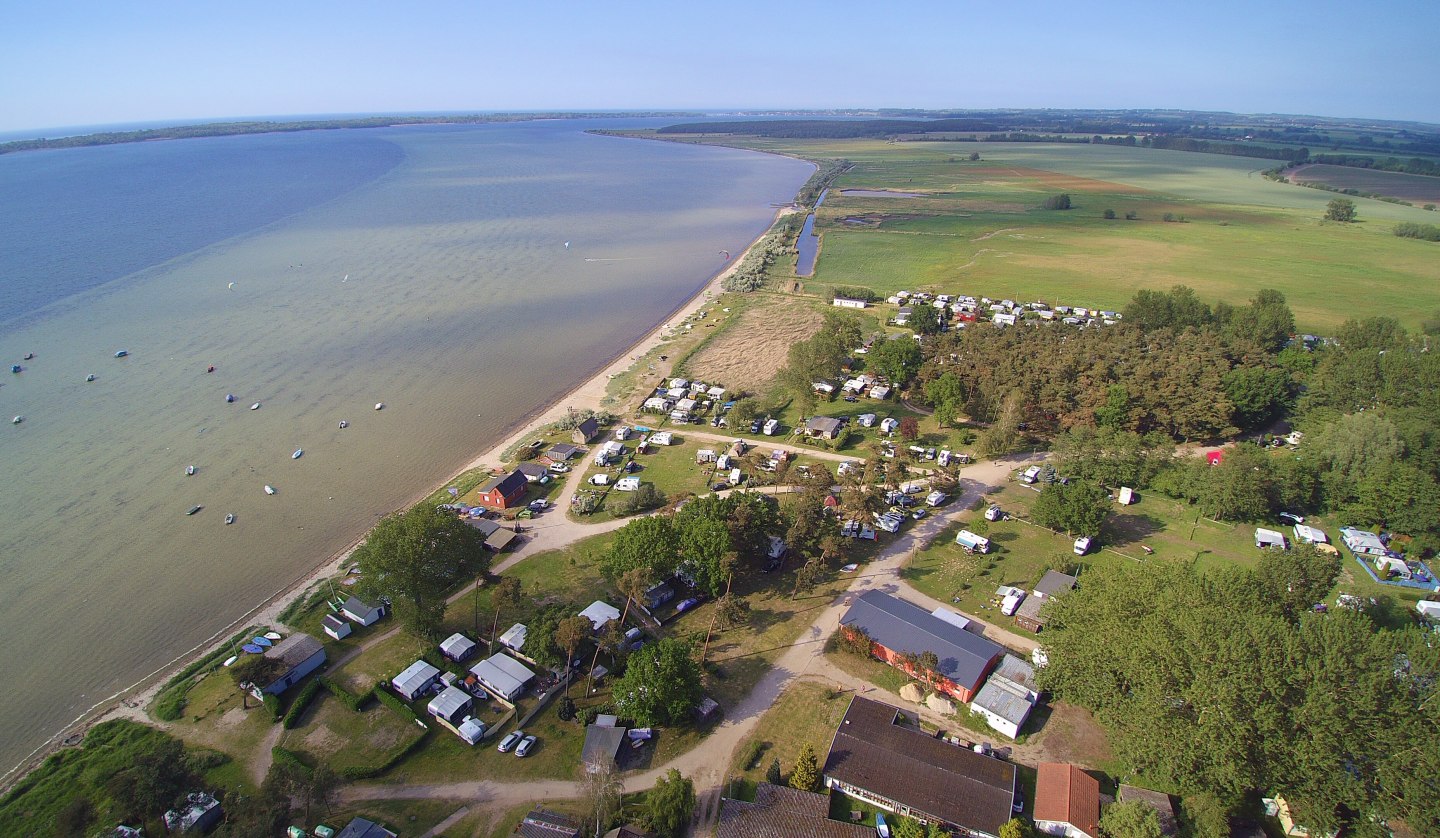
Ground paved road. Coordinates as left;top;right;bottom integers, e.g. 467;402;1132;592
337;451;1045;835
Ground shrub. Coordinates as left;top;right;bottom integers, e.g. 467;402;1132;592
374;687;420;724
262;693;282;723
282;679;323;729
737;739;764;770
1125;210;1138;220
1042;194;1072;210
1394;222;1440;242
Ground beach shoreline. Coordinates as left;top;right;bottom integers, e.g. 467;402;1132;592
0;198;804;791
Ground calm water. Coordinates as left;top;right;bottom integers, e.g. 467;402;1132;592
794;188;829;277
0;119;811;774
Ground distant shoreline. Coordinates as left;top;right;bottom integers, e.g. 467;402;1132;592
0;112;698;156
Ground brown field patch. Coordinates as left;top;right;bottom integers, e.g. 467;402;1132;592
1008;236;1203;285
1289;164;1440;204
684;299;824;394
966;165;1141;194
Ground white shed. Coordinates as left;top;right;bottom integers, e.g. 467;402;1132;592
579;600;622;632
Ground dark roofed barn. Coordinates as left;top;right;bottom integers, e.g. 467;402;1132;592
839;590;1002;701
823;696;1017;838
514;807;581;837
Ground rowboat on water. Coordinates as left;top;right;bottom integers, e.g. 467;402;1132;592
264;485;276;495
86;374;96;382
292;448;303;459
250;402;261;410
225;513;235;525
225;394;235;403
114;350;128;358
22;353;33;360
186;505;202;516
374;402;384;410
186;465;196;476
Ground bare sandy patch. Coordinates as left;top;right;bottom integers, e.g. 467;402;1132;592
303;724;344;754
685;300;824;394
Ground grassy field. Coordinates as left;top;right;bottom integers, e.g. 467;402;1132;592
646;134;1440;332
903;476;1430;636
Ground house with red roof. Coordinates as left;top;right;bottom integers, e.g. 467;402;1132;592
1034;763;1101;838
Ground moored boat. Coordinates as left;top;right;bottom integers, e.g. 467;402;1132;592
264;631;282;641
11;416;22;425
9;365;20;374
186;465;196;476
338;420;348;428
264;484;276;495
186;505;202;516
22;353;33;361
225;394;235;403
292;448;303;459
225;513;235;525
86;374;96;382
114;350;128;358
250;402;261;410
222;655;238;667
374;402;384;410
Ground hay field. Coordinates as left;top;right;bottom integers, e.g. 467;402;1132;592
683;296;823;393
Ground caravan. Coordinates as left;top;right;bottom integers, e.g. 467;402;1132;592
955;529;991;554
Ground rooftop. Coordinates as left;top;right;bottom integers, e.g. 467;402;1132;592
971;677;1035;728
823;696;1016;835
1034;763;1101;838
514;808;581;838
1034;570;1078;598
839;590;1002;690
716;783;872;838
263;633;323;668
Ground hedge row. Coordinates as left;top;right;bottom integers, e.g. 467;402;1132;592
318;676;374;711
281;679;323;729
262;693;282;723
337;729;431;781
373;686;420;724
271;745;312;775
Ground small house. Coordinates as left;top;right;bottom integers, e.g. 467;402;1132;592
1035;570;1077;598
833;297;869;309
572;416;600;444
341;596;387;627
805;415;844;440
163;791;222;834
392;659;442;701
499;623;528;653
1255;528;1288;550
546;442;580;461
579;600;622;632
477;471;528;510
337;817;398;838
440;632;478;663
322;614;352;641
894;306;913;325
259;633;326;695
516;462;550;483
469;652;535;701
428;685;474;726
1034;763;1100;838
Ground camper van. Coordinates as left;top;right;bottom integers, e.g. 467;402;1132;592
955;529;991;554
984;504;1005;522
1073;536;1093;556
762;418;779;436
1020;466;1042;484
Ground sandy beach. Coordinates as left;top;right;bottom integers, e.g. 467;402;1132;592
0;201;796;790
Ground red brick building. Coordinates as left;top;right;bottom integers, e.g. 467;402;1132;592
839;590;1002;703
476;470;527;510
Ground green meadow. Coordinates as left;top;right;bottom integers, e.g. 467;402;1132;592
657;134;1440;332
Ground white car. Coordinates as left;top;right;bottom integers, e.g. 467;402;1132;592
549;463;570;474
515;734;538;757
497;730;524;753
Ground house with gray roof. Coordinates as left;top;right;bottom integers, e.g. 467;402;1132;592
716;783;872;838
839;590;1002;701
259;633;326;695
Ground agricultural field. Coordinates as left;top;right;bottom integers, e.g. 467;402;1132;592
648;134;1440;332
681;293;826;394
1288;163;1440;205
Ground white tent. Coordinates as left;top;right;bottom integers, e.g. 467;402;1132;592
498;623;527;652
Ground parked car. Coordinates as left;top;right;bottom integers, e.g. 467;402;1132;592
675;597;701;613
528;499;549;511
1278;511;1305;525
912;508;928;520
515;735;538;757
548;462;570;474
497;730;524;753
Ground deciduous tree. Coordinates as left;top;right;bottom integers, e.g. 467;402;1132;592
1324;197;1356;222
355;506;488;639
612;638;703;726
645;769;696;838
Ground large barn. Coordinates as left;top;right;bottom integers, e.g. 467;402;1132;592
839;590;1002;702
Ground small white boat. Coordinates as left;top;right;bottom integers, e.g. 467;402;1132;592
86;374;96;382
222;655;238;667
226;394;235;403
186;465;196;476
264;631;282;641
227;282;235;290
338;420;348;429
224;513;235;525
292;448;303;459
11;416;21;425
113;349;128;358
250;402;261;410
374;402;384;410
264;484;276;495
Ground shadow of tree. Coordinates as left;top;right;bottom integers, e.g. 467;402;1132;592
1104;512;1166;546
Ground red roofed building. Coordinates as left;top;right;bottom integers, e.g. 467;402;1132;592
1034;763;1101;838
476;470;527;510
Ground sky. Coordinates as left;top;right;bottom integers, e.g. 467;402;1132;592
2;0;1437;134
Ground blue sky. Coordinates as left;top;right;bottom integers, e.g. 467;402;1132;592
2;0;1436;133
